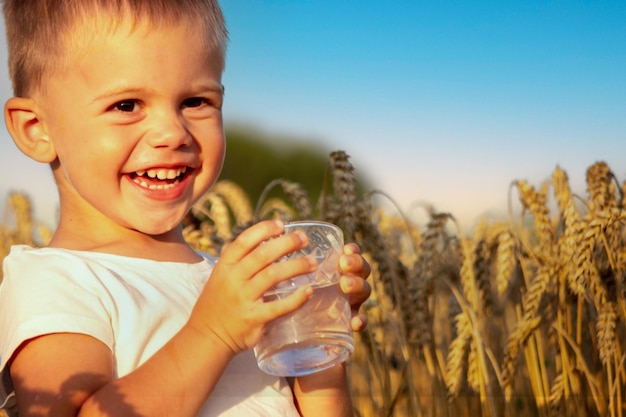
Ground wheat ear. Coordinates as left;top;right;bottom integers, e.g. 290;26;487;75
406;212;452;350
495;230;516;296
501;314;542;398
211;180;254;225
445;311;472;397
254;179;311;221
586;161;617;212
596;301;617;365
515;180;554;257
8;192;35;246
325;150;358;241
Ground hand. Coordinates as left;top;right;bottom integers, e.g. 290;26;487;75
188;220;316;355
338;243;371;332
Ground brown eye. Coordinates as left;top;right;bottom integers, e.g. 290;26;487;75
113;100;138;112
183;97;206;108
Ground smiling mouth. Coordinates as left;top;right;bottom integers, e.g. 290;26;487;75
130;166;189;190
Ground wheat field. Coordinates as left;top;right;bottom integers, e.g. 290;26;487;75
1;152;625;417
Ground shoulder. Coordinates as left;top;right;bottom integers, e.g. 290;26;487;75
3;244;96;274
0;245;118;317
2;245;85;288
2;245;111;295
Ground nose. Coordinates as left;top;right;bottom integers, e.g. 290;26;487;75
145;111;192;149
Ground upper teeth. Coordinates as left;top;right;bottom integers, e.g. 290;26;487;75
135;166;187;180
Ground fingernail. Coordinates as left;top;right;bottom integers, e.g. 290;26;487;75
340;255;351;270
342;276;354;290
296;231;308;244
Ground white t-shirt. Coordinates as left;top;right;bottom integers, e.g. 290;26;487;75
0;245;300;416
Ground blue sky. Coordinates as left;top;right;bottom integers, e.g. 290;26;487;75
1;1;625;229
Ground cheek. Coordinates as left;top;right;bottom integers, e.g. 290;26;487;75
202;129;226;170
214;137;226;171
192;133;225;197
52;133;129;197
52;119;133;162
55;136;117;173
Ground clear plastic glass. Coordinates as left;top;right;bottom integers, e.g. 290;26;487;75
254;221;354;377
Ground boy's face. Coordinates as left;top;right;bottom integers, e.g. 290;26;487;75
35;18;225;236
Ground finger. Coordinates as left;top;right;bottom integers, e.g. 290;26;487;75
248;255;318;298
339;276;372;306
237;229;310;279
258;285;313;322
342;242;361;255
350;314;368;332
220;220;285;264
339;250;371;279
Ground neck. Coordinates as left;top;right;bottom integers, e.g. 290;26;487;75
49;215;201;263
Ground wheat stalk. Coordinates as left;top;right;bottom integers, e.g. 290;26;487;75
210;180;254;225
552;166;588;300
6;155;626;417
355;201;409;313
254;178;312;221
501;314;542;398
374;206;422;269
254;179;303;220
406;212;453;351
548;372;564;417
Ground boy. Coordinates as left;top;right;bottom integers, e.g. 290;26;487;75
0;1;371;416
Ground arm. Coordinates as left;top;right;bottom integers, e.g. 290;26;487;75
292;243;371;417
291;364;353;417
10;220;316;417
11;327;234;417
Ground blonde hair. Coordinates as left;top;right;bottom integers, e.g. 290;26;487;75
2;0;228;97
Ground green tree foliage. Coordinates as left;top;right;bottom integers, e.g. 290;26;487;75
219;124;362;207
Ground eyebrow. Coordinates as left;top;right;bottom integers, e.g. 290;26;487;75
91;83;225;104
91;86;157;104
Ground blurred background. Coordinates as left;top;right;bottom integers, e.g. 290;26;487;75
0;0;625;230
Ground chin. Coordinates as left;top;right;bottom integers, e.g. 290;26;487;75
133;217;184;237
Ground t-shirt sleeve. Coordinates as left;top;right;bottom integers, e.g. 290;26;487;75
0;247;115;411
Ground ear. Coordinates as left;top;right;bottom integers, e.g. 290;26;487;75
4;97;57;163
